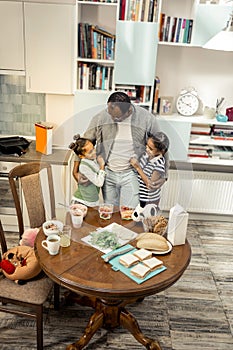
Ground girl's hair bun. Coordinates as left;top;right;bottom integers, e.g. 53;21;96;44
73;133;80;141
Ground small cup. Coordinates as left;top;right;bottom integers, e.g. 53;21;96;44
98;203;114;220
70;208;83;228
60;225;72;247
42;234;60;255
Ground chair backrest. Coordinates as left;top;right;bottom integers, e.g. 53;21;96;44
8;162;56;238
0;220;8;260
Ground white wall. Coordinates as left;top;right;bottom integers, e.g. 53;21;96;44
156;45;233;113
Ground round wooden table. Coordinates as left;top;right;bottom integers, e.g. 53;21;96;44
35;208;191;350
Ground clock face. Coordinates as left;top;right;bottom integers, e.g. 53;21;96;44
176;92;199;116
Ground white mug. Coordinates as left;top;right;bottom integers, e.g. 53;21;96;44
42;234;60;255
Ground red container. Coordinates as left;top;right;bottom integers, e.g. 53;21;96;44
226;107;233;122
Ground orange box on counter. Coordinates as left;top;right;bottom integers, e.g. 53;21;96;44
35;122;53;155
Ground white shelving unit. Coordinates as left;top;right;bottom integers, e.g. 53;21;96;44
157;113;233;165
75;0;159;112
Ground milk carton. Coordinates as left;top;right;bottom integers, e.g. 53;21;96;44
167;204;189;246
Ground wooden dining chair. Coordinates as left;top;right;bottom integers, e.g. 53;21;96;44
0;220;54;350
7;162;60;348
8;162;56;238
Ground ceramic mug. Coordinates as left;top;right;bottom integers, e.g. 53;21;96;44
42;234;60;255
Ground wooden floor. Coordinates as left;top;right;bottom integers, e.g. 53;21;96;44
0;220;233;349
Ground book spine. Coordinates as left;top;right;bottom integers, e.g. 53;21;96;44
175;18;182;42
183;19;189;44
148;0;154;22
187;19;193;44
143;0;151;23
170;17;177;42
152;76;160;114
164;15;170;42
159;13;165;41
179;18;186;43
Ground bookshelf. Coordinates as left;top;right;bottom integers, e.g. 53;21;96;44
153;0;233;167
157;114;233;165
75;0;160;112
76;1;118;93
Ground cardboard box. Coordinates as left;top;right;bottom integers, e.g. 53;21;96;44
35;122;53;155
167;204;189;246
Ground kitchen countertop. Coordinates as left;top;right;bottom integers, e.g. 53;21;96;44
0;141;72;166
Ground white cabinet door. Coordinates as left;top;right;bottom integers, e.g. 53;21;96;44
0;1;24;71
115;21;158;85
24;2;76;94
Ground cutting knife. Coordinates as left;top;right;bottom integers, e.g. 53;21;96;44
103;245;134;263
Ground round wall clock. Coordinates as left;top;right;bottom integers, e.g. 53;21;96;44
176;88;200;116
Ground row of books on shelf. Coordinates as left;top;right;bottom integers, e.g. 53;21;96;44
211;124;233;140
119;0;159;22
188;144;233;160
191;124;233;140
159;14;193;43
191;124;211;135
78;63;114;91
78;23;115;60
115;85;152;103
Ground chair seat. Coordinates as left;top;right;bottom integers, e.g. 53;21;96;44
0;274;53;305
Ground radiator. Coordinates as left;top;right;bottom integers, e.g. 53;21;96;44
160;170;233;215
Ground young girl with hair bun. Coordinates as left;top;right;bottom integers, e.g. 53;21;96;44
69;134;106;207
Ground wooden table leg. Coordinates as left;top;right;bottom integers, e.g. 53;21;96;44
66;298;162;350
120;308;162;350
66;310;104;350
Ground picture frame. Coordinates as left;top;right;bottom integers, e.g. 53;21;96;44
159;96;174;115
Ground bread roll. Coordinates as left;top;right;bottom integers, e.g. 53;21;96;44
136;232;157;241
136;233;169;251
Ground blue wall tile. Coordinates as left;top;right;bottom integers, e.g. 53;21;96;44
0;75;45;136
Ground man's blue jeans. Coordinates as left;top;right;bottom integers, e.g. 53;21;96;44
102;167;139;208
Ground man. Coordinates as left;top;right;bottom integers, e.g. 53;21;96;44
77;91;169;208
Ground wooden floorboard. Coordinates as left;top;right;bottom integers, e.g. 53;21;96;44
0;220;233;349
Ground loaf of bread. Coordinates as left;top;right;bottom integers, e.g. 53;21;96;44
136;232;169;251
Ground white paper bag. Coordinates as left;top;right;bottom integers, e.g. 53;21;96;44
167;204;189;246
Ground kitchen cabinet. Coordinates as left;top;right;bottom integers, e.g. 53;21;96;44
0;1;24;73
24;1;76;94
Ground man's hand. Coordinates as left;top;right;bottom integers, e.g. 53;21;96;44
78;173;90;187
130;157;140;170
97;155;105;170
148;177;166;190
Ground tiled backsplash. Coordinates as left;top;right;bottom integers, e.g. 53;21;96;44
0;75;45;136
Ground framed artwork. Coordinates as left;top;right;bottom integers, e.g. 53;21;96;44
159;96;174;115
